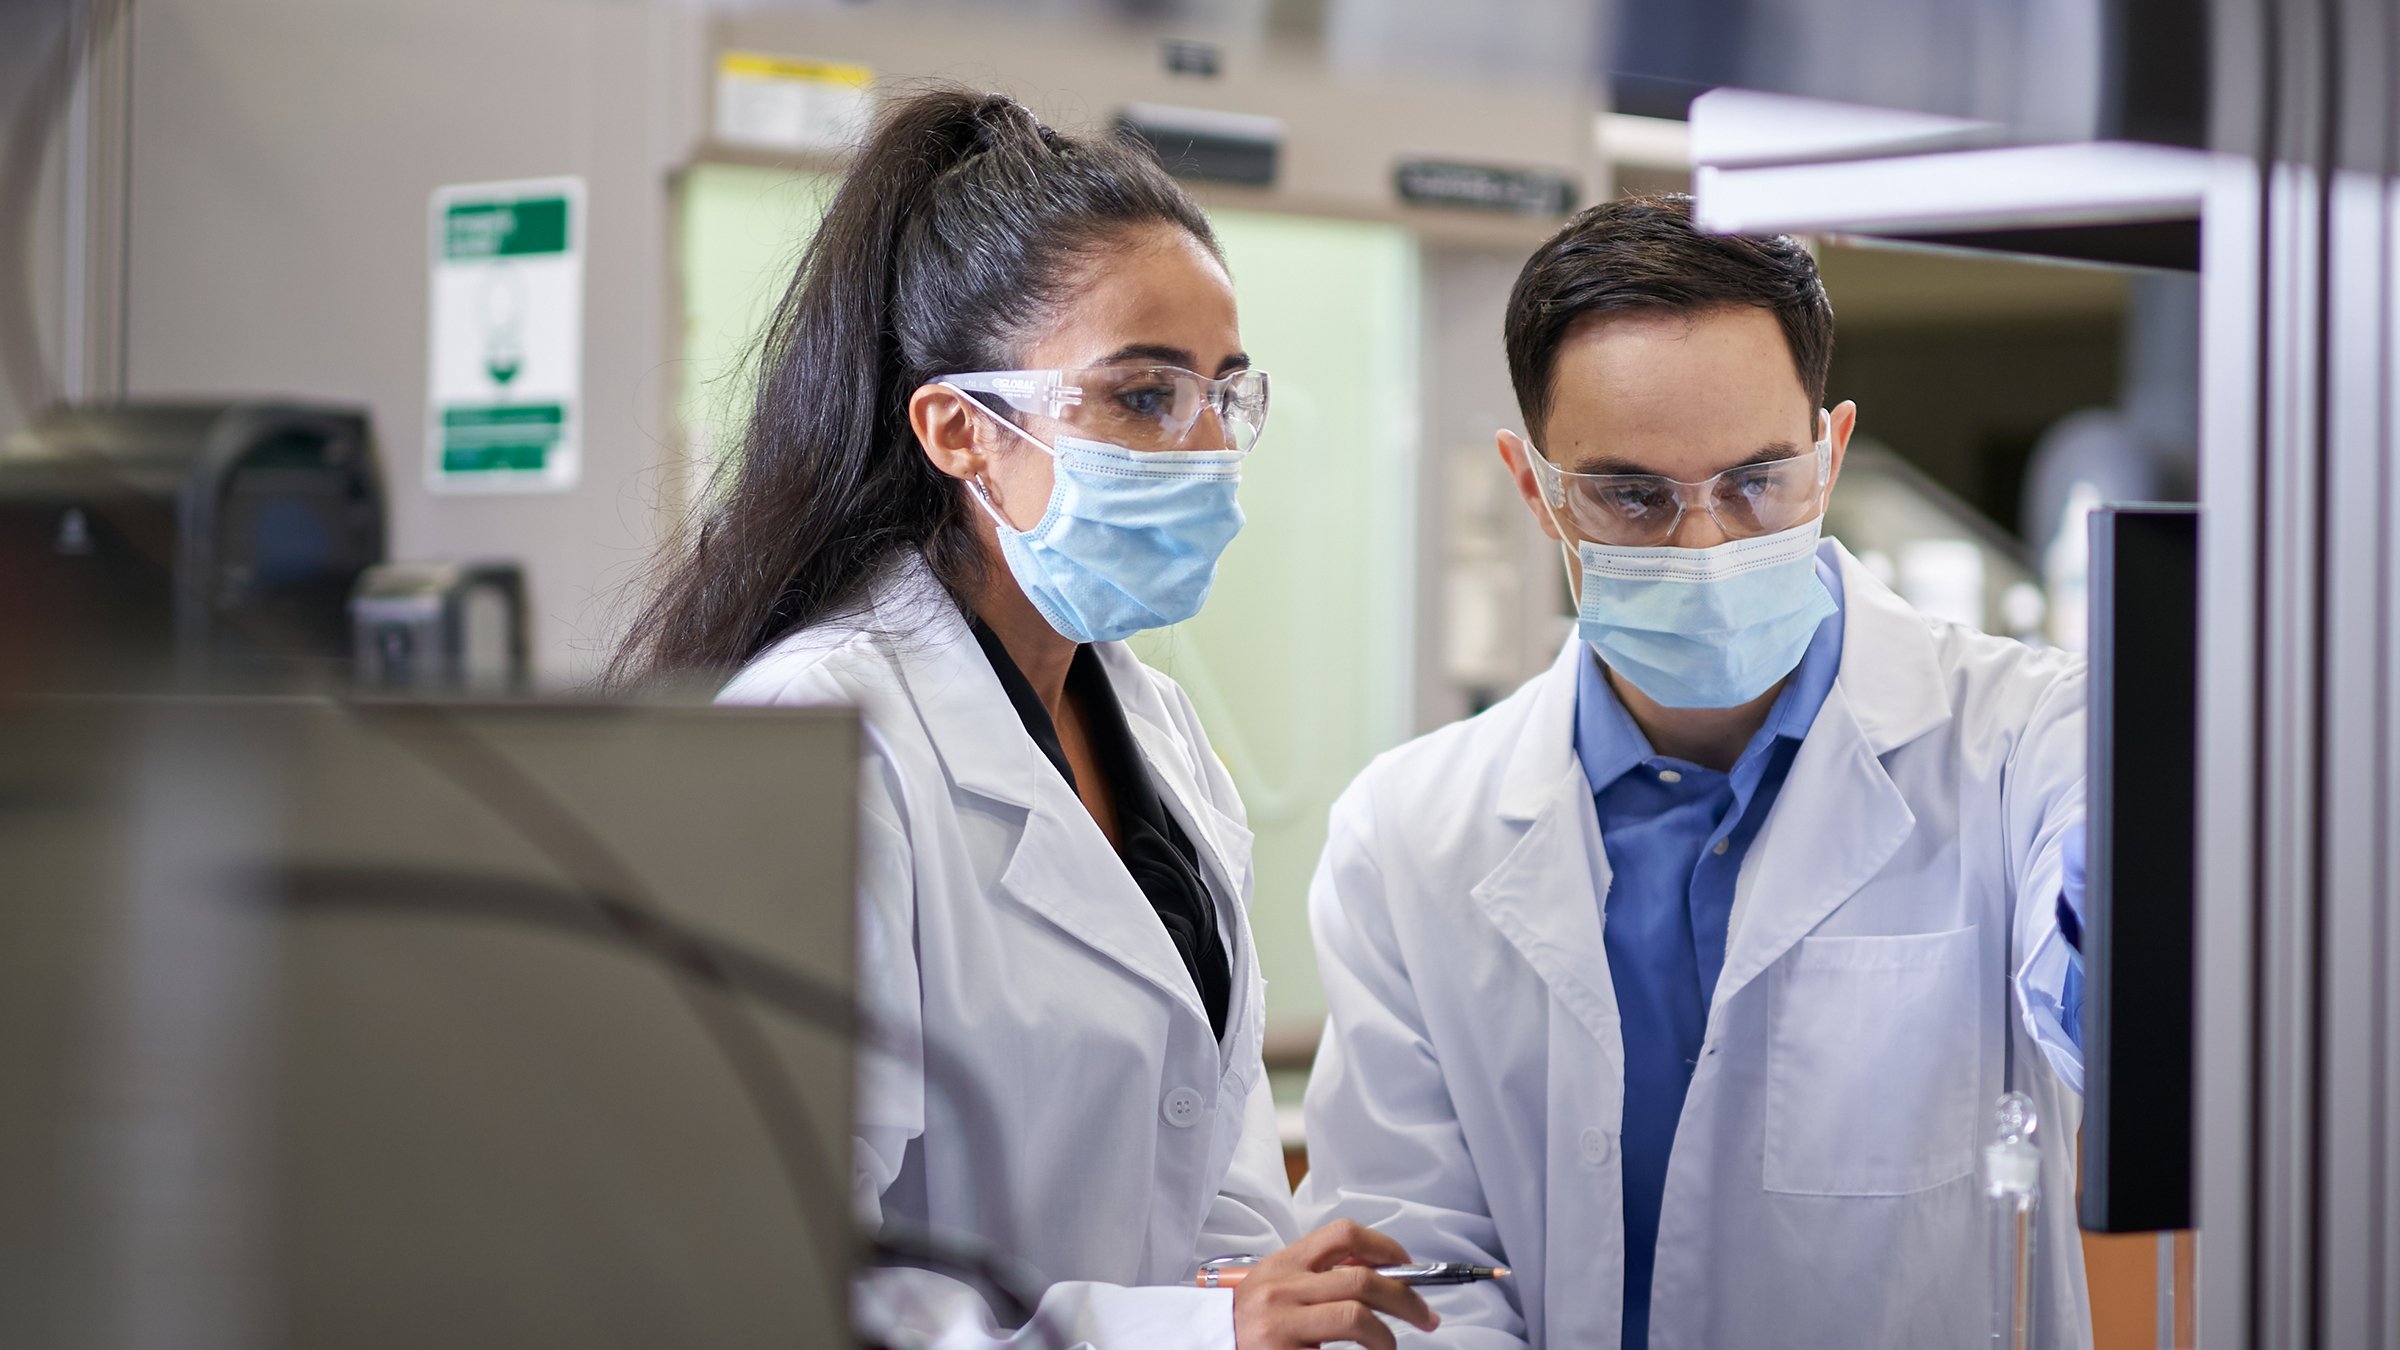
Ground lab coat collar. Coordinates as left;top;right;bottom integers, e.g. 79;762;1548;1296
1710;679;1919;1015
866;555;1048;812
1470;756;1623;1056
1825;539;1952;756
1707;541;1956;1012
868;555;1217;1030
1096;642;1257;910
1496;635;1591;823
992;799;1216;1031
867;558;1251;895
1101;643;1264;1076
1478;540;1954;1038
1475;636;1624;1052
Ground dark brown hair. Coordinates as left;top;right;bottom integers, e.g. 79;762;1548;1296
1504;192;1833;441
607;85;1218;688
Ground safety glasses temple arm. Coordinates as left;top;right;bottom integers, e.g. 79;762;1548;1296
935;371;1080;418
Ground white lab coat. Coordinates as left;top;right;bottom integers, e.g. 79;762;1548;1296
1297;543;2089;1350
720;555;1298;1349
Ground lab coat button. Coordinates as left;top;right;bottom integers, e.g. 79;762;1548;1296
1163;1087;1206;1128
1579;1126;1613;1166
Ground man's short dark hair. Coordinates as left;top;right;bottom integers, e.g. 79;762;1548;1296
1504;193;1833;442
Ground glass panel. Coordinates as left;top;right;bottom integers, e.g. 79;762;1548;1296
676;164;836;503
1130;208;1420;1033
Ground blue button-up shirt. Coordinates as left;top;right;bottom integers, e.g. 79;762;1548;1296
1574;555;1844;1350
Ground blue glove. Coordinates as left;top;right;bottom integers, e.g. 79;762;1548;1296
2057;823;2086;953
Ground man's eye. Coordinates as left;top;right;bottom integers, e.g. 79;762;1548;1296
1720;470;1776;503
1597;483;1675;518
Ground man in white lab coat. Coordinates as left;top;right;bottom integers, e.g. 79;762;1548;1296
1296;194;2090;1349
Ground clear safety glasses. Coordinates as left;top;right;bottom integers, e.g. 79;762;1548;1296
1526;431;1832;547
939;366;1270;455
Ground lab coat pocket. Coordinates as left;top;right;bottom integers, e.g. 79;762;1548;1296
1763;925;1982;1197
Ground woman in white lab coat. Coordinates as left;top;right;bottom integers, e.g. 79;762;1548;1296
611;87;1435;1350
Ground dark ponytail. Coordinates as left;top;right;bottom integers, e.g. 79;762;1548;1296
608;85;1220;687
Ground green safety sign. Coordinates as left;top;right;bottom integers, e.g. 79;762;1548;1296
426;178;583;492
439;403;566;473
442;197;571;260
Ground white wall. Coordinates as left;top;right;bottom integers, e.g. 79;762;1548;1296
117;0;708;684
95;0;1595;688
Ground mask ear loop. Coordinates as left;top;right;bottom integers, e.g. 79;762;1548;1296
1511;431;1585;608
946;388;1061;535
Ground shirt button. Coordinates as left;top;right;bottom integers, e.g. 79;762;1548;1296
1162;1087;1206;1128
1579;1126;1614;1166
1713;838;1731;856
1657;769;1683;784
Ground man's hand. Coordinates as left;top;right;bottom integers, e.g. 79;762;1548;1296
1231;1219;1440;1350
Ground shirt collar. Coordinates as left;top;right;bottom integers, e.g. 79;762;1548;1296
1572;546;1848;794
1571;651;1655;792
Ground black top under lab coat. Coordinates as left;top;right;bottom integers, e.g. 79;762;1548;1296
970;620;1233;1042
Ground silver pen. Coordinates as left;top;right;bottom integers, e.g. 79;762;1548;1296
1193;1256;1511;1288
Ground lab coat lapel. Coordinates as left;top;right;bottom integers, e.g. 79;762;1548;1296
1710;684;1914;1012
876;564;1211;1027
1710;545;1953;1014
1115;668;1263;1059
871;560;1041;814
1469;638;1623;1053
1106;668;1254;910
992;799;1213;1028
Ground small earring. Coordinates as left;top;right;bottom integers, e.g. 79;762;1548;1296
966;474;1014;532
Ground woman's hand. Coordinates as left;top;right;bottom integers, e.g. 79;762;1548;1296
1231;1219;1440;1350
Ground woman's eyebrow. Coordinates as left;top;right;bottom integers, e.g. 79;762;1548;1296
1093;343;1251;375
1094;342;1193;366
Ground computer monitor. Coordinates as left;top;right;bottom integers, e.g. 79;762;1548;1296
2079;504;2199;1233
0;696;859;1348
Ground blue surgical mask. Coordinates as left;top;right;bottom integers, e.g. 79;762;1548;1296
1570;518;1836;709
971;430;1244;644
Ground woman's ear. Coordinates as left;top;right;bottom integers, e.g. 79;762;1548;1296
909;384;992;483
